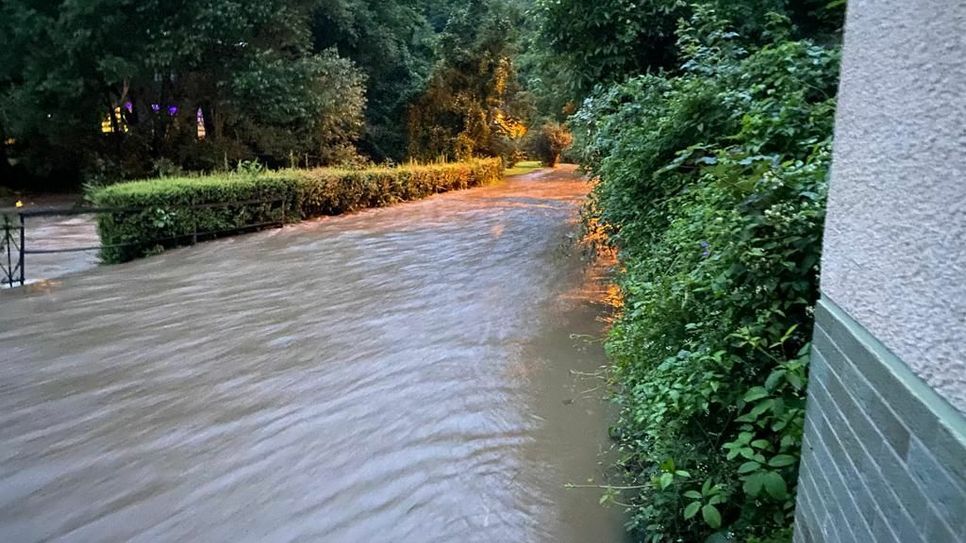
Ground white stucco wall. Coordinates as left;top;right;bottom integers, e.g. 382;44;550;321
821;0;966;413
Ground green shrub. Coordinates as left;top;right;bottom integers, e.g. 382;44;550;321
291;160;502;218
91;158;503;263
528;122;574;167
571;9;840;542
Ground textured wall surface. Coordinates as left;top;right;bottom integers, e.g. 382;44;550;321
798;2;966;540
820;0;966;412
794;301;966;543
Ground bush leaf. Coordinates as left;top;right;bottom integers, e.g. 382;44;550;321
768;454;797;468
684;501;702;520
701;504;722;529
762;471;788;499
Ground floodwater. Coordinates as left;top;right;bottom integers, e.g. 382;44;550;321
0;194;99;286
0;167;628;542
16;215;100;284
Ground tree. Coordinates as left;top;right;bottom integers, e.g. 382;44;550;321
311;0;437;161
0;0;367;186
224;48;366;167
528;121;572;166
406;0;531;161
532;0;685;99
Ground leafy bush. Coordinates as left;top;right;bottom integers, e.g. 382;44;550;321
529;122;574;167
291;160;503;217
91;158;503;263
406;1;530;162
571;10;840;542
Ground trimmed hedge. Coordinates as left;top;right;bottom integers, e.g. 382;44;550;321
91;158;503;263
291;160;502;217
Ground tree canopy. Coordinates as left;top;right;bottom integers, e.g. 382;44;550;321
1;0;372;184
527;0;845;107
0;0;536;188
407;0;530;161
0;0;843;190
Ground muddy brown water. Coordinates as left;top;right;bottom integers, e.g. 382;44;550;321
0;167;628;542
0;194;99;286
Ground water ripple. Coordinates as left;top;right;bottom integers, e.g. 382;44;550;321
0;168;626;542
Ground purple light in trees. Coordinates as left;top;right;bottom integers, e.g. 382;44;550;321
167;106;178;116
124;101;133;112
151;103;160;112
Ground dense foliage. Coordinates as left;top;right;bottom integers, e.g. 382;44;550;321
311;0;437;161
528;122;573;167
0;0;373;185
92;158;503;262
406;0;531;162
529;0;844;108
532;0;684;97
568;6;842;542
0;0;532;188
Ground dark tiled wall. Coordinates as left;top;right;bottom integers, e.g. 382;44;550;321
793;299;966;543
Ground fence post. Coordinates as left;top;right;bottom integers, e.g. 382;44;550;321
2;217;12;288
18;213;25;285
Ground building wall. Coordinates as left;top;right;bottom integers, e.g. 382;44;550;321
794;1;966;542
794;301;965;542
819;0;966;411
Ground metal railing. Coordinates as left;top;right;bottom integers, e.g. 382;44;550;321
1;197;288;287
1;215;24;288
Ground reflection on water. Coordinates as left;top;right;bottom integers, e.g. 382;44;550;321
0;167;627;542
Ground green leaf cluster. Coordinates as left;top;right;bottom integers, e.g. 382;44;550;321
569;7;841;542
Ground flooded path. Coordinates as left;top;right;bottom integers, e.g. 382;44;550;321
0;194;99;286
0;167;627;542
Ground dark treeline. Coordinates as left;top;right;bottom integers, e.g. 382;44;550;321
0;0;541;189
0;0;845;190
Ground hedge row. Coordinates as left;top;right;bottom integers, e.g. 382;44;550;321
569;11;840;542
91;158;503;263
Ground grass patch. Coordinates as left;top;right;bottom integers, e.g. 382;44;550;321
504;160;544;177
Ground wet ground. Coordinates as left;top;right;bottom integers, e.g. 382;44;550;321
0;167;627;542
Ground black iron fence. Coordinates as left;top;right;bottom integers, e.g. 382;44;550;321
1;197;287;287
1;215;24;288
